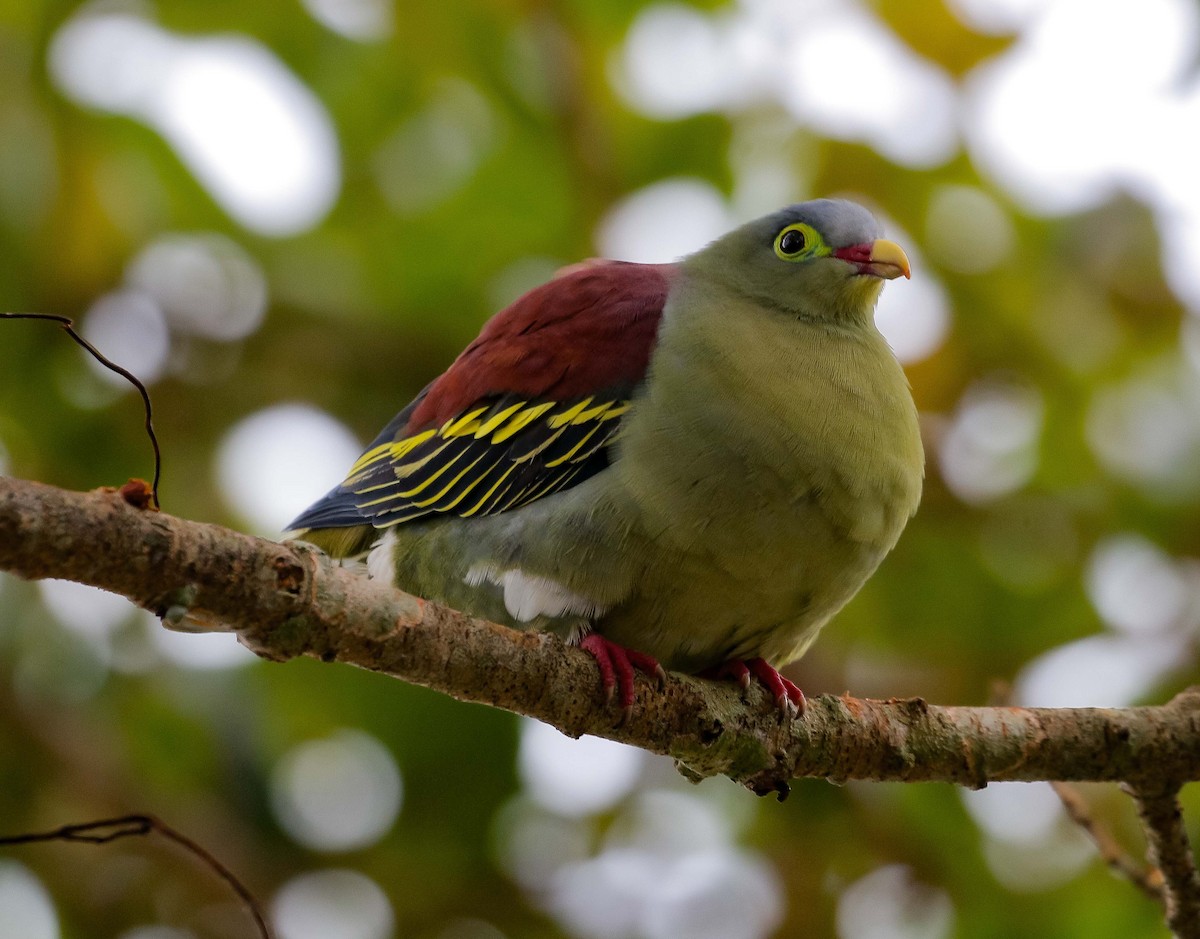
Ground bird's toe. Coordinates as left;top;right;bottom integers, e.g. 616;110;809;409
579;634;664;719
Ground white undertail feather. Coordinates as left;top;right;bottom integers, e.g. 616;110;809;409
466;563;606;622
367;529;398;581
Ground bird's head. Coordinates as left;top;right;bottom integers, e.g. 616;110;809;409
687;199;910;324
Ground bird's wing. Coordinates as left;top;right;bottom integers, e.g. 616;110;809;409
289;261;673;532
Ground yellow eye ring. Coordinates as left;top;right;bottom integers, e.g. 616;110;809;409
774;222;818;261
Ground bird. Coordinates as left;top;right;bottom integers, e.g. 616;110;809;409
288;198;924;720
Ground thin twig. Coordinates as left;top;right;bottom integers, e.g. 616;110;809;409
0;814;272;939
1051;781;1164;901
1;312;161;508
1125;784;1200;939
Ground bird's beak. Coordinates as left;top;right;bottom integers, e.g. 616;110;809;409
833;239;912;280
867;239;911;280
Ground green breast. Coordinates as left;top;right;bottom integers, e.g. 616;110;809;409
594;279;923;667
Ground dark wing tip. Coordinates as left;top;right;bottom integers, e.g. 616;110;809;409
285;486;367;533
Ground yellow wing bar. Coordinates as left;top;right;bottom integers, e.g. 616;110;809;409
341;396;630;525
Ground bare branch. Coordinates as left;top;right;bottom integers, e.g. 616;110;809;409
1126;784;1200;939
1;476;1199;797
1051;782;1164;901
0;814;272;939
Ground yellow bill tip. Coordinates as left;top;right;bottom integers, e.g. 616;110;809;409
869;239;911;280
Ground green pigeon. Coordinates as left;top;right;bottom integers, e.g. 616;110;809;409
290;198;924;718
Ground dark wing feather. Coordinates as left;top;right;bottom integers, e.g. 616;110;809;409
288;261;672;535
335;394;629;526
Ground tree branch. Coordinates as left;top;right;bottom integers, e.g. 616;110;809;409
1126;784;1200;939
2;476;1199;800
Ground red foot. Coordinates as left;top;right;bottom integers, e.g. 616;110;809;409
710;657;805;716
580;634;666;722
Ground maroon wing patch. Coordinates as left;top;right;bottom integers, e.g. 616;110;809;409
408;260;674;431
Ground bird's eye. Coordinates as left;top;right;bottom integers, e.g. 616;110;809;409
774;223;816;261
779;229;805;254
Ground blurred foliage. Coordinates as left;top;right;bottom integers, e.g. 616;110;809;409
1;0;1199;938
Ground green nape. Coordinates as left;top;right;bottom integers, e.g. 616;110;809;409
293;524;379;559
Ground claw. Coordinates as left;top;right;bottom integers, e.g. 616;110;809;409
626;648;667;689
712;657;806;717
580;634;664;719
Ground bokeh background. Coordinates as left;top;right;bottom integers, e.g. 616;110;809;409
2;0;1200;936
